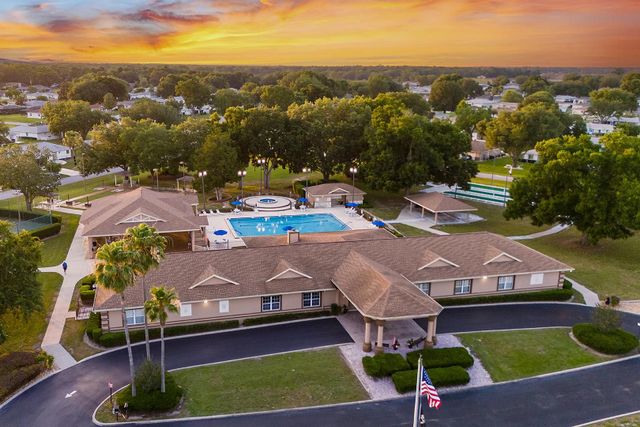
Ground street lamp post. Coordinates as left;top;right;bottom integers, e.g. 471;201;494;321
349;166;358;204
257;158;266;194
302;167;310;194
237;169;247;206
153;168;159;191
503;165;512;207
198;171;207;210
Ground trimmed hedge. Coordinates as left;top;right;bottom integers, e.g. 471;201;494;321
97;320;240;347
392;366;470;393
0;352;44;402
117;373;182;412
30;222;62;239
86;312;102;342
572;323;639;355
436;289;572;306
562;279;572;290
79;285;95;304
406;347;474;370
362;353;411;378
242;310;331;327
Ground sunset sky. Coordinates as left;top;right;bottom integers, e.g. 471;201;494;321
0;0;638;66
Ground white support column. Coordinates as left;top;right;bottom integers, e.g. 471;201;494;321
434;211;439;224
425;316;435;347
375;320;385;354
363;317;372;352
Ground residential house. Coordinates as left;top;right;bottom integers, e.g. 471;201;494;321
9;124;58;142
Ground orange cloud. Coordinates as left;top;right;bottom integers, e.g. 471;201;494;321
0;0;638;66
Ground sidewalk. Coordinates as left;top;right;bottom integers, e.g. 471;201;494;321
565;277;600;307
509;223;569;240
40;222;94;369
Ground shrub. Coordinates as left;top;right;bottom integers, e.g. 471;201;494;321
362;353;410;377
406;347;474;370
610;296;620;307
572;323;638;355
98;319;240;347
80;274;96;287
591;306;621;333
30;223;61;239
436;289;572;306
562;280;572;290
0;352;43;401
117;373;182;412
330;303;341;316
391;366;470;393
242;311;330;327
135;360;162;394
79;287;95;305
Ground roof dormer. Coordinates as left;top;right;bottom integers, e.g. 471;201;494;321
266;259;312;282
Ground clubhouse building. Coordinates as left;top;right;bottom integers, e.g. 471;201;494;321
94;231;572;354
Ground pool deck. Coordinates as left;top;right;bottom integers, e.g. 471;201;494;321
203;206;377;249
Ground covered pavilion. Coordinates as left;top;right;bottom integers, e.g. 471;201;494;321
404;192;477;225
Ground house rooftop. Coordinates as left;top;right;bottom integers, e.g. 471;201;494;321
305;183;366;197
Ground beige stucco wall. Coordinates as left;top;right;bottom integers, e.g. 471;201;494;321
427;272;562;298
106;289;338;331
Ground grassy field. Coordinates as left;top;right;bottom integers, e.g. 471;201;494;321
436;200;549;236
523;228;640;300
0;273;63;356
40;212;80;267
458;328;608;382
392;223;432;236
471;176;512;188
0;114;42;124
476;157;531;178
96;348;368;421
590;414;640;426
60;319;102;361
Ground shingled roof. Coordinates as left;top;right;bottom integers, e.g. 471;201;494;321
81;188;208;237
305;183;366;197
404;192;477;213
94;232;572;312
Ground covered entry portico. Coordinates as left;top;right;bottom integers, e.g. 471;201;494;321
331;250;442;354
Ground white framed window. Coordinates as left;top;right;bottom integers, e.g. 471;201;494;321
530;273;544;285
416;282;431;295
262;295;281;312
125;308;145;326
302;292;321;308
180;303;192;317
454;279;472;295
219;300;229;313
497;276;515;291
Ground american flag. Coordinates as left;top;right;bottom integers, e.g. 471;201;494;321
420;367;442;409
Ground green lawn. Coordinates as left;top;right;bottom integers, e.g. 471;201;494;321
457;328;608;382
0;272;63;356
436;200;549;236
60;319;102;361
590;414;640;426
476;157;531;178
175;348;367;416
40;212;80;267
393;223;432;236
0;114;42;124
523;228;640;299
471;176;511;188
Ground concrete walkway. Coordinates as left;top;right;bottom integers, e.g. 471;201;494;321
476;171;514;182
509;223;570;240
40;222;93;369
565;277;600;307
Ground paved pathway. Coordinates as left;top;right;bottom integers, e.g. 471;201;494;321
509;223;570;240
40;223;93;369
2;304;639;427
566;277;601;306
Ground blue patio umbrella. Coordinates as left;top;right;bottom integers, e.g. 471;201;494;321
372;220;386;228
283;225;295;231
297;197;308;203
345;202;359;208
230;200;242;206
213;229;228;236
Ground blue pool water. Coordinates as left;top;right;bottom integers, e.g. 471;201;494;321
229;213;350;237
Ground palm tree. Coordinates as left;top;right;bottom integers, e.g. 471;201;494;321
94;240;138;396
144;286;179;393
124;224;167;361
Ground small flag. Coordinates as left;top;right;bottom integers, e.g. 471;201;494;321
108;382;113;388
420;367;442;409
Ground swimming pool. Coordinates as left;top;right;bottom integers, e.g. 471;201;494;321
229;213;350;237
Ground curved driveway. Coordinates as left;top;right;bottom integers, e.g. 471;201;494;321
1;304;639;427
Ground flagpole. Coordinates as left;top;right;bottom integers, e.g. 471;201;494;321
412;355;422;427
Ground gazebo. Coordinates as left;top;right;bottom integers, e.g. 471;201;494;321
404;192;477;225
331;250;442;354
176;175;195;191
